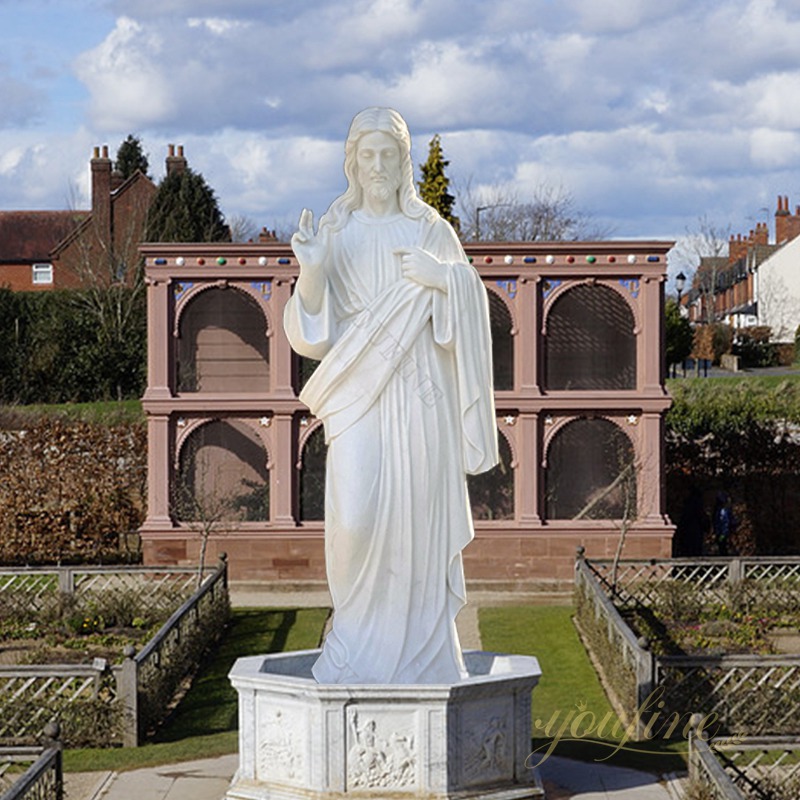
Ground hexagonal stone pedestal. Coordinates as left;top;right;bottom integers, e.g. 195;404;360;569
225;649;544;799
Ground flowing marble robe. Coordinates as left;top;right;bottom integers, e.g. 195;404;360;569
284;209;498;684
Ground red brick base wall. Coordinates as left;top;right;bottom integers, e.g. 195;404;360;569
141;524;674;586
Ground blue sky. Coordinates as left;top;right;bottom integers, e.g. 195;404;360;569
3;0;800;278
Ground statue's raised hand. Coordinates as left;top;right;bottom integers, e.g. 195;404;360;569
292;209;327;312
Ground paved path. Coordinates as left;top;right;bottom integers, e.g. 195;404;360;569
68;753;679;799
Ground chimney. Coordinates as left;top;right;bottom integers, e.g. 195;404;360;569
753;222;768;246
775;195;800;245
728;232;747;264
258;227;277;243
91;144;113;245
166;143;188;176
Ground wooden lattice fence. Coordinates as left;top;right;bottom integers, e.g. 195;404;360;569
0;666;119;748
0;566;200;617
587;557;800;612
575;555;800;741
0;559;229;747
131;558;230;742
689;736;800;800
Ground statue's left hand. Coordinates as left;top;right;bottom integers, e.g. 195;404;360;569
395;247;448;292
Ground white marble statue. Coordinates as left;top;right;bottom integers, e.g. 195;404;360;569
284;107;498;684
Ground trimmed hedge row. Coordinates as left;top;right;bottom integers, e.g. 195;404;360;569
1;378;799;564
0;415;146;564
667;378;800;556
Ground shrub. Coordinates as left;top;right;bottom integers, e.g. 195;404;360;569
0;417;146;565
733;326;778;368
795;324;800;364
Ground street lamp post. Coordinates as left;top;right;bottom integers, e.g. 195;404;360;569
676;271;686;306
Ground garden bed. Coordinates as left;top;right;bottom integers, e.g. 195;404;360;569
0;563;228;748
575;556;800;740
620;579;800;657
0;588;175;667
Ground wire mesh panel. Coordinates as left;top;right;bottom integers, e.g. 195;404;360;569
545;283;636;391
177;286;269;393
174;420;270;523
299;425;326;522
545;418;636;520
468;432;514;520
488;290;514;391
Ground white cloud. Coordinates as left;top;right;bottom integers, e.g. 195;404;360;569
187;17;251;35
749;128;800;169
73;17;172;130
3;0;800;246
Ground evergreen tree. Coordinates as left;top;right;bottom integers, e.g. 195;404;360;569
665;299;694;375
115;134;150;179
144;168;230;243
418;134;460;234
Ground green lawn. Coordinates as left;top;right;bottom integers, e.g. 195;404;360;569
479;605;686;773
63;607;329;773
4;399;145;424
64;603;684;774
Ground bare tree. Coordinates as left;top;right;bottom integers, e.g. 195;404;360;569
571;447;642;591
455;179;611;242
758;271;800;342
228;214;261;243
172;430;269;585
62;181;150;399
671;215;731;324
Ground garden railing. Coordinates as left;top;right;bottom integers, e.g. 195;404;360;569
575;554;800;741
0;557;229;747
689;735;800;800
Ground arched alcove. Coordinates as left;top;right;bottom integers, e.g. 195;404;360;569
488;290;514;391
468;431;514;520
177;286;269;393
544;417;636;520
545;283;636;390
174;419;269;522
299;424;327;522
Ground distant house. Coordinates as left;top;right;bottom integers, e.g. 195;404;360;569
0;210;86;290
0;144;188;291
686;196;800;341
755;232;800;342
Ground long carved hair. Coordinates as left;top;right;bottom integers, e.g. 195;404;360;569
318;107;436;233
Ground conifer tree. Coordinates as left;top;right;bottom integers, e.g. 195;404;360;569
418;134;460;234
115;134;150;179
144;168;230;243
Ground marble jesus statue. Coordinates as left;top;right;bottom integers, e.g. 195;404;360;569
284;107;498;685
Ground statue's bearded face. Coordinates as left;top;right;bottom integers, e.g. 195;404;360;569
355;130;402;204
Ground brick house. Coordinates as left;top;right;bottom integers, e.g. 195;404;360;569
0;144;187;291
686;196;800;339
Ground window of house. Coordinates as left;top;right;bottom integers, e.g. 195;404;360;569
32;263;53;285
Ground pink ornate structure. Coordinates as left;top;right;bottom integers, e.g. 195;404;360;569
140;239;674;584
